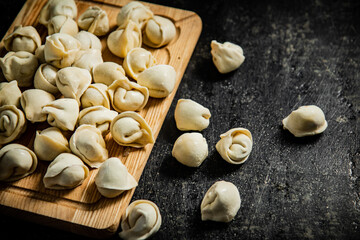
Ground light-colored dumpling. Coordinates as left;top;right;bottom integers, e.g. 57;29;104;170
39;0;77;26
72;49;103;72
48;15;78;36
143;16;176;48
211;40;245;74
0;81;21;108
215;128;253;165
34;63;59;95
35;45;46;63
123;47;156;80
43;153;89;190
0;144;37;182
119;199;161;240
92;62;127;86
78;106;118;136
107;79;149;112
107;20;142;58
95;157;137;198
44;33;81;68
42;98;79;131
70;124;108;168
172;132;208;167
0;105;26;145
201;181;241;222
116;1;153;29
78;6;109;36
74;31;102;51
80;83;110;109
4;25;41;53
282;105;328;137
137;64;176;98
55;67;92;103
34;127;71;161
0;51;38;87
174;99;211;131
110;111;154;148
20;89;55;123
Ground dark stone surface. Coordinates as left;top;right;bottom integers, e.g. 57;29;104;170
0;0;359;239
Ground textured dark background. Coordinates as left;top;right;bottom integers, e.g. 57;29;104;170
0;0;359;239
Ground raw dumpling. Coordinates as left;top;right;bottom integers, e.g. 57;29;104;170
0;81;22;108
216;128;253;165
4;25;41;53
201;181;241;222
137;64;176;98
55;67;92;103
35;45;46;63
95;157;137;198
119;199;161;240
110;111;154;148
20;89;55;123
74;31;102;51
92;62;127;86
80;83;110;109
72;49;103;72
174;99;211;131
48;15;78;36
78;6;109;36
0;105;26;145
34;63;59;95
143;16;176;48
70;124;108;168
0;51;38;87
34;127;71;161
42;98;79;131
107;20;142;58
123;47;156;80
282;105;328;137
211;40;245;74
116;1;153;29
44;33;81;68
0;144;37;182
78;106;118;136
43;153;89;190
39;0;77;26
172;132;208;167
107;79;149;112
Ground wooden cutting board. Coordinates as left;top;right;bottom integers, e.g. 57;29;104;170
0;0;202;238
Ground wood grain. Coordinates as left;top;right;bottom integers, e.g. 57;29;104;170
0;0;202;237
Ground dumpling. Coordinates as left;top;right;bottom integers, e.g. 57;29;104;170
119;199;161;240
48;15;78;36
215;128;253;165
34;127;71;161
78;6;109;36
143;16;176;48
137;64;176;98
34;63;59;95
72;49;103;72
35;45;46;63
80;83;110;109
116;1;153;29
107;20;142;58
0;81;22;108
55;67;92;103
95;157;137;198
107;79;149;112
0;144;37;182
110;111;154;148
20;89;55;123
4;25;41;53
174;99;211;131
123;47;156;80
39;0;77;26
44;33;81;68
42;98;79;131
201;181;241;222
0;51;38;87
172;132;208;167
282;105;328;137
43;153;89;190
74;31;102;51
78;106;118;136
92;62;127;86
0;105;26;145
70;124;108;168
211;40;245;74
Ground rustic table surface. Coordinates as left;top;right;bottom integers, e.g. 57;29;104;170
0;0;359;239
